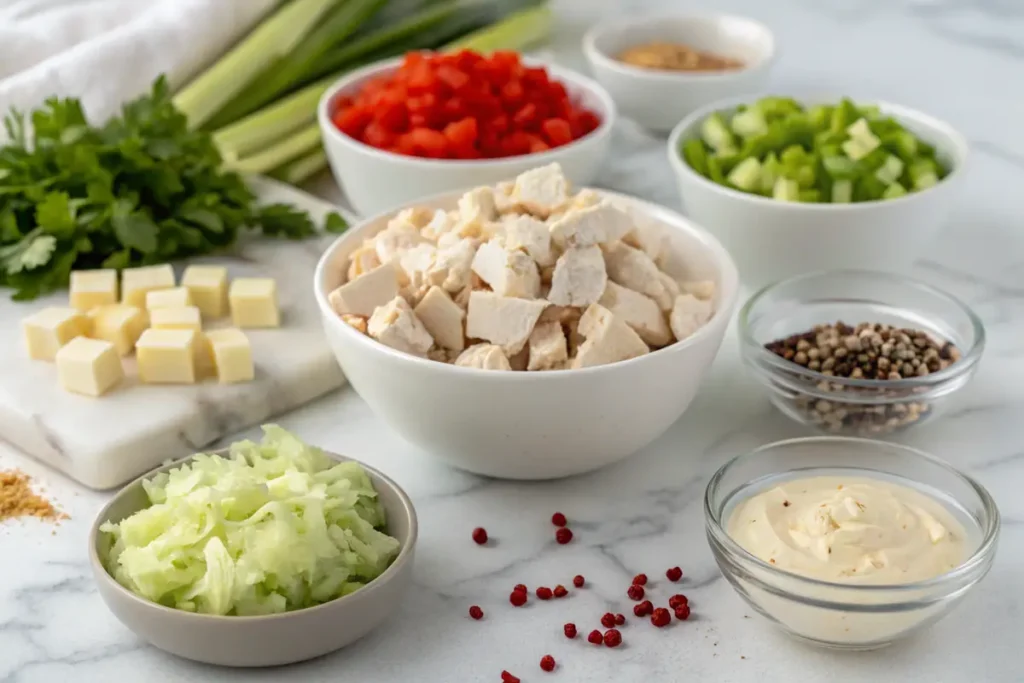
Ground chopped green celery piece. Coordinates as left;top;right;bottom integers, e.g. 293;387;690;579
882;182;908;199
706;156;727;185
814;129;845;147
760;153;781;194
860;147;890;172
756;96;803;121
842;134;880;161
808;105;833;132
772;177;800;202
868;117;903;137
727;157;762;191
830;98;859;134
875;154;905;184
854;175;887;202
778;113;815;149
846;118;874;140
908;159;939;190
736;104;748;112
798;189;821;203
780;145;806;165
701;113;736;152
738;128;783;160
831;179;853;203
795;164;816;189
715;150;741;175
858;104;881;119
682;139;709;176
880;130;918;163
730;108;769;138
918;140;937;157
819;142;842;158
822;155;860;179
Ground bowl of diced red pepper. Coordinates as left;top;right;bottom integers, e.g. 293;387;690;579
318;50;615;216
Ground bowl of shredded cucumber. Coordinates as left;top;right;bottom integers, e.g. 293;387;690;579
667;95;969;288
89;425;417;667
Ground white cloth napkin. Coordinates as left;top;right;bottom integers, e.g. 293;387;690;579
0;0;275;131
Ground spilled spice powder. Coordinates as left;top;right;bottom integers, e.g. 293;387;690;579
0;469;67;523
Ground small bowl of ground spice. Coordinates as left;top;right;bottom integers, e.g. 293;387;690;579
739;270;985;437
583;14;775;133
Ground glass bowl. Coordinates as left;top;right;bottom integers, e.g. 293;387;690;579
738;269;985;437
704;437;1000;650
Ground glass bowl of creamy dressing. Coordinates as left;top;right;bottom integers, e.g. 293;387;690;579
704;436;999;650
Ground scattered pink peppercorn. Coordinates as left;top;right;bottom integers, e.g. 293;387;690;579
674;604;691;621
627;584;645;601
551;512;567;527
632;573;648;586
603;629;622;648
555;527;573;544
469;605;483;620
666;566;683;582
472;527;488;545
587;629;603;645
573;575;585;588
651;607;671;628
540;655;556;672
564;623;577;639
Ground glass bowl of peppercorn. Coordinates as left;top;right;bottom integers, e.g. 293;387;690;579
738;269;985;437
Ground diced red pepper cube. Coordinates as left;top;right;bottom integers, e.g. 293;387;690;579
541;118;573;147
333;106;371;138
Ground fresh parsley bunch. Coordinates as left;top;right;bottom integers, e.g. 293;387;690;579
0;77;344;301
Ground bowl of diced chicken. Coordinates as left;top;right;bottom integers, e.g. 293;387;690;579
313;164;740;479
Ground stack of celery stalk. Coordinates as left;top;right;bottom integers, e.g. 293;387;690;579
173;0;552;185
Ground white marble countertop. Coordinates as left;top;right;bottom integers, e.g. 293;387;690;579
2;0;1023;681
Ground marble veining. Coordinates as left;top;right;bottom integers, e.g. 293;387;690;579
1;0;1023;681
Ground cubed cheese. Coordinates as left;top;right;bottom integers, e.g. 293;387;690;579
181;265;228;318
603;242;667;305
547;245;607;307
454;343;512;371
146;286;193;310
414;286;465;351
69;269;118;311
150;306;202;332
465;291;548;355
427;237;477;293
549;201;632;249
458;186;498;224
500;215;554;266
367;296;434;356
229;278;280;328
347;244;382;282
56;337;124;397
121;264;175;308
136;329;198;384
471;240;541;299
599;281;672;346
572;304;649;368
205;328;254;384
22;307;87;361
88;304;147;356
669;294;714;342
511;163;570;217
682;279;716;301
329;262;400;316
527;321;568;370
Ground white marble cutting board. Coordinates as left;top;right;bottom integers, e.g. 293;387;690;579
0;177;351;490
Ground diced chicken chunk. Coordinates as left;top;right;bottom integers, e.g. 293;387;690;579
465;291;548;355
599;281;672;347
682;279;716;301
414;286;466;351
549;201;632;249
427;237;477;293
367;296;434;356
374;222;427;264
398;242;437;289
528;321;568;371
341;314;367;334
669;294;714;342
512;163;570;217
347;244;381;281
572;304;650;368
455;343;512;371
458;186;498;224
471;240;541;299
389;207;433;231
652;271;680;311
501;215;554;266
603;242;668;305
329;262;400;316
420;209;454;241
547;245;607;307
622;219;668;264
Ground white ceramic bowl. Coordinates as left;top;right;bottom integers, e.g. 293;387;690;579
582;14;775;133
318;57;616;217
667;97;970;290
313;190;740;480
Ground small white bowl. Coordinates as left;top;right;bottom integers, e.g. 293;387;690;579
583;14;775;133
667;97;970;289
318;57;616;217
313;190;740;480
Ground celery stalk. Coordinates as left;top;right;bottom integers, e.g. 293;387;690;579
271;149;328;185
173;0;339;129
445;5;552;52
214;81;329;161
226;124;322;175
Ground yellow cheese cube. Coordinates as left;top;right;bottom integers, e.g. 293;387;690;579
56;337;124;397
182;265;228;318
146;286;193;310
88;304;147;356
121;264;175;308
136;329;197;384
193;333;216;380
22;307;88;361
205;328;254;383
69;269;118;311
149;306;202;333
229;278;279;328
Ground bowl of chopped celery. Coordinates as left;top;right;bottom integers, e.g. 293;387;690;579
89;426;417;667
667;96;969;289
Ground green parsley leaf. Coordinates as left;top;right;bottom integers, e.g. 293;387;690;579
35;192;76;237
324;212;348;234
